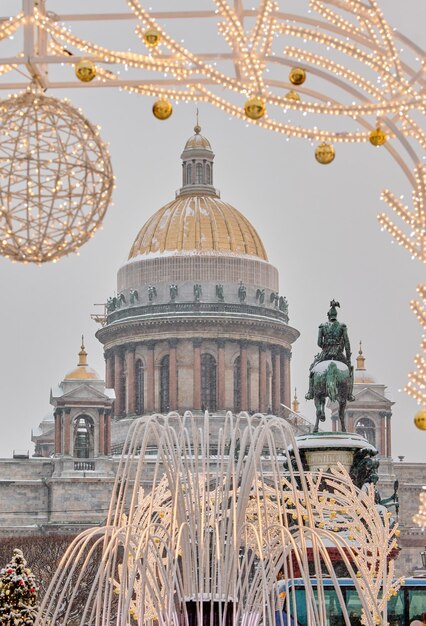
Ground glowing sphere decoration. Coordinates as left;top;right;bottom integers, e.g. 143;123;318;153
289;67;306;86
152;99;173;120
74;59;96;82
414;409;426;431
315;142;335;165
244;96;265;120
0;91;113;264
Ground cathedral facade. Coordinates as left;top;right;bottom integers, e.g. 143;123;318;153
1;128;425;577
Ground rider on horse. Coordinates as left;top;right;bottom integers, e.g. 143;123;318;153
305;300;355;402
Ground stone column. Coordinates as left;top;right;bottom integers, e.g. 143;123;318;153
105;350;114;389
379;412;386;456
386;414;392;457
272;347;281;415
282;348;291;411
98;409;105;456
126;345;136;415
240;341;248;411
259;343;267;413
193;339;202;410
146;342;155;412
169;339;178;410
63;409;71;456
54;409;62;455
114;350;125;417
105;410;111;455
217;340;225;409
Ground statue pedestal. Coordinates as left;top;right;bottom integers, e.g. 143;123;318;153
294;431;377;476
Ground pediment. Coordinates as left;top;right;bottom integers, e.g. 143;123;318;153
54;384;111;402
352;386;393;405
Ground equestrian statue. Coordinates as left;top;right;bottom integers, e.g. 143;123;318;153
305;300;355;432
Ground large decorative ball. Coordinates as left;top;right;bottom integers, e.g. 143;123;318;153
75;59;96;83
315;142;335;164
289;67;306;85
144;28;161;48
369;127;386;146
244;96;265;120
414;409;426;430
0;91;113;263
152;99;173;120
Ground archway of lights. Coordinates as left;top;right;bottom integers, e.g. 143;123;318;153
0;0;425;396
37;412;401;626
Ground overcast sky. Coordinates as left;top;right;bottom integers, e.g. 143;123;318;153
0;1;425;462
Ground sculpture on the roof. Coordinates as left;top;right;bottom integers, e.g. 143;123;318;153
238;281;246;302
279;295;288;315
305;300;354;432
169;284;178;301
216;284;224;302
148;285;157;302
129;289;138;305
193;284;202;302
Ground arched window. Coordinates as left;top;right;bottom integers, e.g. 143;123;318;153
136;359;144;415
160;355;170;413
206;163;211;184
73;415;94;458
196;162;203;184
355;417;376;446
201;353;216;411
187;163;192;184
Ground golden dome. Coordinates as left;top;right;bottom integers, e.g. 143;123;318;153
128;194;268;261
184;125;212;151
64;337;101;380
354;341;376;384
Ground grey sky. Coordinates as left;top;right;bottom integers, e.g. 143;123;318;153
0;1;425;461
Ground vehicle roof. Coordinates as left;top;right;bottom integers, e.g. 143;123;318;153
282;578;426;587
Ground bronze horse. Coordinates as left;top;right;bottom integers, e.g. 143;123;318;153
312;360;350;432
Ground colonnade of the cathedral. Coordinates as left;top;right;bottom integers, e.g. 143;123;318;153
105;338;292;417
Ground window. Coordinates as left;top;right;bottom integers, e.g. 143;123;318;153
355;417;376;446
201;353;216;411
136;359;144;415
186;163;192;184
206;163;211;184
160;355;170;413
73;415;94;458
196;162;203;184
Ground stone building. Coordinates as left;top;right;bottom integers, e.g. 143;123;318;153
1;126;425;576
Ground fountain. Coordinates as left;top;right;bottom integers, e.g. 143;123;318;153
36;412;401;626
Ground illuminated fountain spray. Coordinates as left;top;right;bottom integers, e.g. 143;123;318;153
37;412;401;626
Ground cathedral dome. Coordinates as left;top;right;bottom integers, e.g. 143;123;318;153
183;125;212;151
354;342;376;384
64;339;101;381
128;194;268;261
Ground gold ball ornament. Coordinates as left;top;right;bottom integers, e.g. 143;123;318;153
244;96;265;120
414;409;426;430
315;142;335;164
369;127;387;146
152;99;173;120
143;28;161;48
285;90;300;102
289;67;306;86
75;59;96;83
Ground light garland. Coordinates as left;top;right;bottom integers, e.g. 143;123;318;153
405;284;426;405
413;491;426;528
